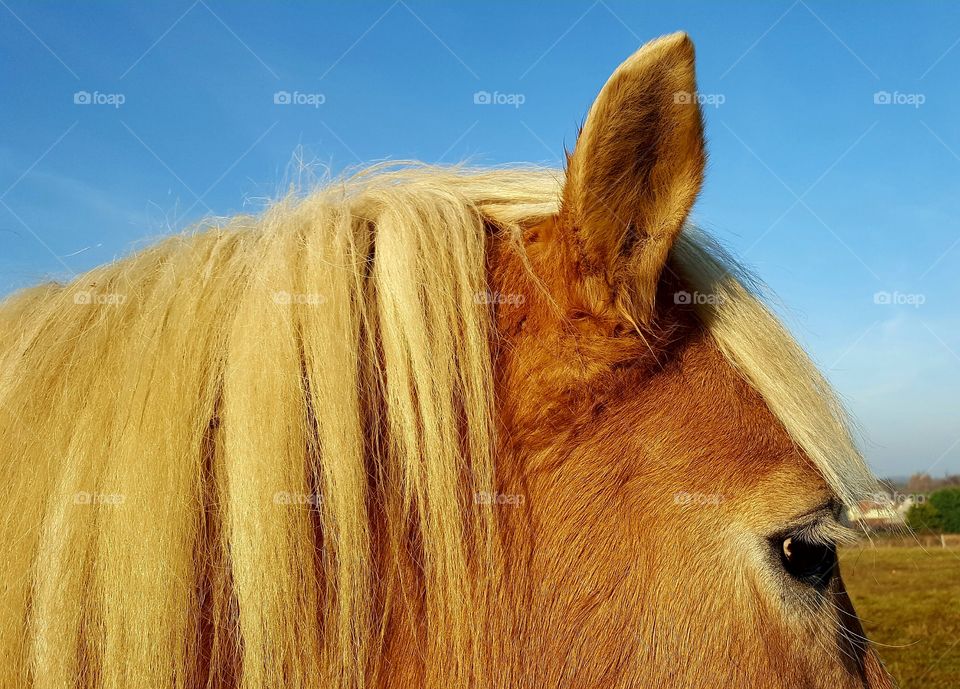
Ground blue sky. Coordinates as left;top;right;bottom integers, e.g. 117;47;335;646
1;1;958;477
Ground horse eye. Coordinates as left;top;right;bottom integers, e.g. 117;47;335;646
777;535;837;588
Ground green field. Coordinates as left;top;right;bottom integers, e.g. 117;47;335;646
840;546;960;688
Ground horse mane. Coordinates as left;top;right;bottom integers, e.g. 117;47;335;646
0;163;875;688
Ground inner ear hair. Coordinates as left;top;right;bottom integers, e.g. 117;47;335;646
562;32;707;326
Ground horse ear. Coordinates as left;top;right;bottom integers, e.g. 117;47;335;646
563;32;706;324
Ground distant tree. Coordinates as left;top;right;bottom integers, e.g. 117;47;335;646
906;473;936;494
906;501;942;533
907;501;943;533
929;488;960;533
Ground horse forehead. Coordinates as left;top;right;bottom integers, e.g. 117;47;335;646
592;335;834;525
665;333;793;443
614;329;813;485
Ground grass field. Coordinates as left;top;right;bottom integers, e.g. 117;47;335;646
840;546;960;688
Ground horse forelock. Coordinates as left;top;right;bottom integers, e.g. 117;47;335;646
0;163;877;688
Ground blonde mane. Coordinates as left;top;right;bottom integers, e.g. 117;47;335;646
0;164;875;688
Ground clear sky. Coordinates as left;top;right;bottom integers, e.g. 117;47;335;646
2;1;958;477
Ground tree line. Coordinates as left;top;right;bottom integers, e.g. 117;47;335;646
895;473;960;534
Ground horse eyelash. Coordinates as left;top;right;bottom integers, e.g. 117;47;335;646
792;519;859;548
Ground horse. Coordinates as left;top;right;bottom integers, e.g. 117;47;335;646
0;32;895;689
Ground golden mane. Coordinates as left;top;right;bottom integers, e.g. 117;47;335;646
0;164;875;688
